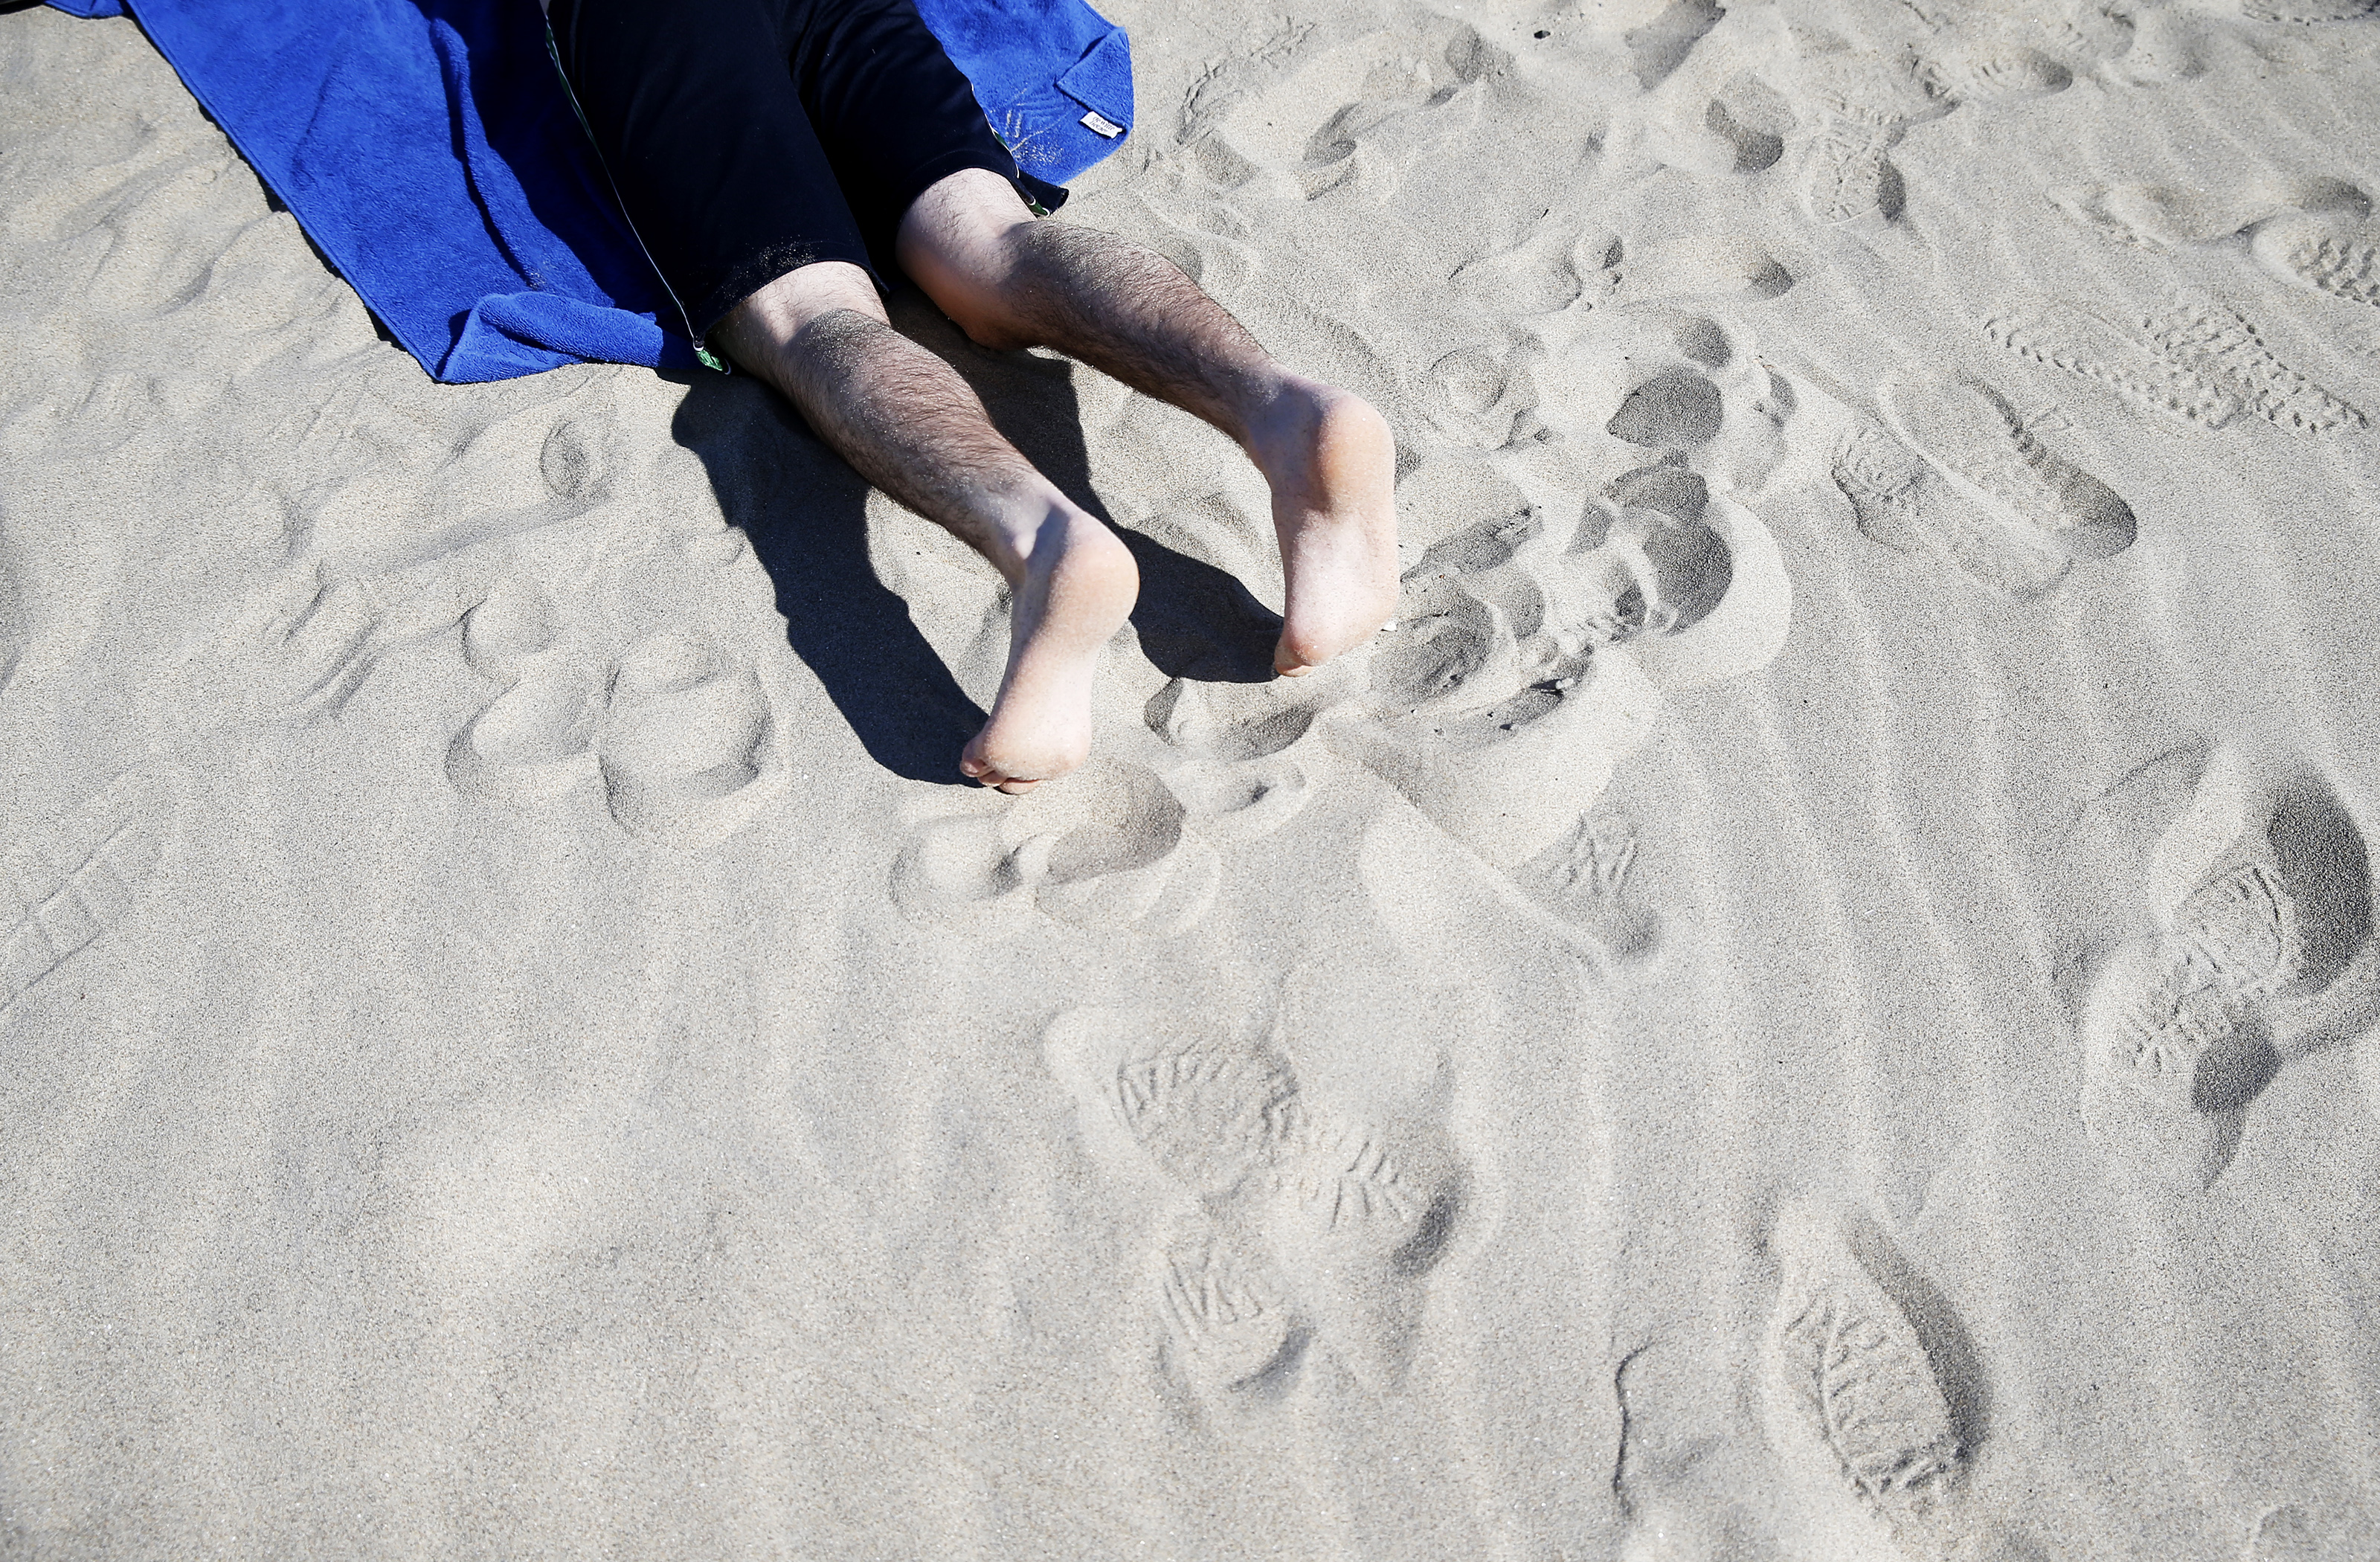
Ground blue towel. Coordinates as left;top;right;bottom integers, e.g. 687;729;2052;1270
48;0;1133;383
913;0;1133;187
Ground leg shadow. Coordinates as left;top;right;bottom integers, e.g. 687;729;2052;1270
670;369;984;783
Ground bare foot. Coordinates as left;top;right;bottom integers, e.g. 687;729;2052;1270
1248;380;1400;676
959;507;1139;793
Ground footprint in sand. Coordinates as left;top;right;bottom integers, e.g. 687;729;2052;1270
1342;487;1769;837
1772;29;1946;226
445;534;792;851
1448;219;1608;318
448;576;604;804
1;765;182;1021
1597;233;1794;308
2081;747;2377;1192
1905;0;2113;104
1875;373;2136;568
1516;811;1663;963
1169;10;1507;205
2053;178;2380;312
1767;2;2097;228
2238;0;2380;22
596;631;778;850
1702;74;1792;173
1918;42;2071;104
2242;1505;2364;1561
1983;292;2365;437
1310;457;1786;957
1424;341;1543;451
174;562;393;731
1045;1006;1464;1403
1760;1199;1972;1561
1623;0;1726;91
1609;366;1728;449
891;757;1238;938
1049;1009;1302;1195
1830;422;2074;600
1153;1209;1306;1403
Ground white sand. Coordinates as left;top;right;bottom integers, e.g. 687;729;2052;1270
7;0;2380;1555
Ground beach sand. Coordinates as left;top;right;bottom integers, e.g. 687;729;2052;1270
6;0;2380;1555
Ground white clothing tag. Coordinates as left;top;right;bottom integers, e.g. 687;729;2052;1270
1079;110;1124;138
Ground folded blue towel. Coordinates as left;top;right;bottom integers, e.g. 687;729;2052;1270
48;0;1133;383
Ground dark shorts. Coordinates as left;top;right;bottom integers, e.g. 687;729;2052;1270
549;0;1058;339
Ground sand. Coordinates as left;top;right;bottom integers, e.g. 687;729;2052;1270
6;0;2380;1555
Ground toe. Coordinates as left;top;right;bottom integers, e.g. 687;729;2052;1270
960;749;1043;794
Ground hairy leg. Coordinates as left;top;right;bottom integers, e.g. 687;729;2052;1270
895;170;1398;676
713;261;1137;791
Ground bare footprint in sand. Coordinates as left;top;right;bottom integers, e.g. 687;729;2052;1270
597;631;779;851
1;765;181;1021
1598;233;1794;307
2081;747;2377;1192
1448;216;1606;317
1424;341;1543;451
892;757;1228;939
1760;1199;1969;1561
1325;472;1787;964
1338;504;1666;867
446;550;792;851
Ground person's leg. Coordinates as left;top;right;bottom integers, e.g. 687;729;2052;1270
710;263;1138;793
894;170;1400;677
562;0;1136;790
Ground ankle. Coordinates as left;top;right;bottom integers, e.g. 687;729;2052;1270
981;496;1097;585
1240;375;1331;471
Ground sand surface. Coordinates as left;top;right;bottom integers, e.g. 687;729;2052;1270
7;0;2380;1555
